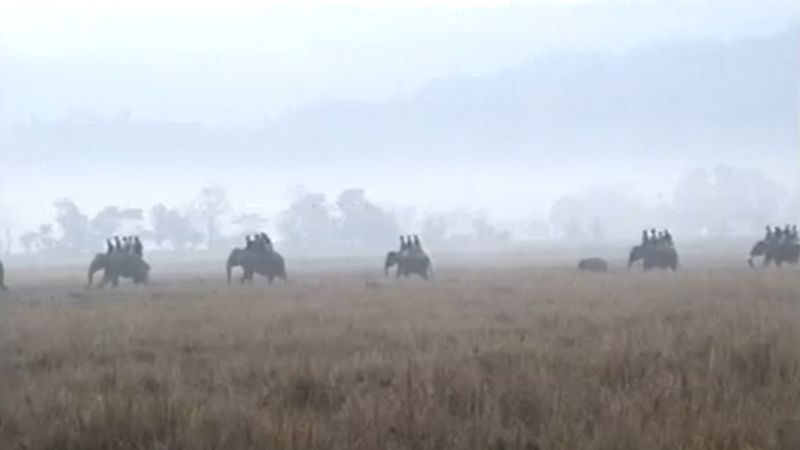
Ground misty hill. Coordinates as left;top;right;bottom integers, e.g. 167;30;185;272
9;29;799;167
266;29;799;164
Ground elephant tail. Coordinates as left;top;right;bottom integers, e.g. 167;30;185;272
0;262;6;290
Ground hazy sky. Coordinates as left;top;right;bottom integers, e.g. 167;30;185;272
2;0;796;125
1;0;798;234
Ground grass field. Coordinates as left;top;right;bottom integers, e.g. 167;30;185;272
0;262;798;450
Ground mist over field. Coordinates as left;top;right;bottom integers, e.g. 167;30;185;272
1;0;798;263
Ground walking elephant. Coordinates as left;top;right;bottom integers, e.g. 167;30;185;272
748;240;800;268
628;245;678;272
226;247;287;284
384;249;433;280
87;252;150;288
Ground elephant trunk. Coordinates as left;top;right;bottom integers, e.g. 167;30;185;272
87;258;102;288
226;250;238;284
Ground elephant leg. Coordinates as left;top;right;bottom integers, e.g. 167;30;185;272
112;276;120;287
98;274;110;289
245;269;254;284
268;275;275;284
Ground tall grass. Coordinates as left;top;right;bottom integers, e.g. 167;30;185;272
0;267;797;449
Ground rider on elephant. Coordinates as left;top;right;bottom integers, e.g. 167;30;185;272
133;236;143;257
664;229;673;247
261;233;273;251
773;226;783;243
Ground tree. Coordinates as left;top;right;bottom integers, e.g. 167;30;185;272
336;188;399;249
19;231;38;255
54;199;91;253
91;206;143;241
673;165;786;235
196;186;231;250
232;212;269;235
278;190;338;251
150;204;202;251
420;213;449;248
550;185;650;240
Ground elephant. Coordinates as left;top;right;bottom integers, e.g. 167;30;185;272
0;260;6;290
748;240;800;268
578;257;609;273
628;245;678;272
384;249;433;280
226;247;287;284
87;252;150;288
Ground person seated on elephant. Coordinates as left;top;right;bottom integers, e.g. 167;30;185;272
663;229;674;247
772;226;783;243
106;239;114;254
650;229;658;244
114;236;122;252
764;226;773;242
783;225;792;243
641;230;649;247
261;233;273;251
413;235;421;250
791;225;798;241
245;235;254;250
251;234;263;251
399;236;407;252
133;236;143;257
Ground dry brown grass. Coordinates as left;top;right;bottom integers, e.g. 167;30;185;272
0;265;798;450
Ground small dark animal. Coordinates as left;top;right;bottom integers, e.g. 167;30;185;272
578;257;609;273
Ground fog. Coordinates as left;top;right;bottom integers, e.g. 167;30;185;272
1;0;798;263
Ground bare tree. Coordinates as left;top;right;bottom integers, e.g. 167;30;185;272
196;186;231;250
232;212;269;236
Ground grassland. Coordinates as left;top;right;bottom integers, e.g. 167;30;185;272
0;264;798;450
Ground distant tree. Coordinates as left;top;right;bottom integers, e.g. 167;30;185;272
420;213;449;248
336;188;399;249
673;165;785;235
550;185;650;240
471;212;511;245
278;190;338;251
20;224;56;254
591;218;606;240
150;204;202;251
53;199;91;253
19;230;38;255
39;225;55;251
196;186;231;250
232;212;269;236
91;206;143;241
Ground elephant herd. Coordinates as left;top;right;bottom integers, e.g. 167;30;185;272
0;233;796;291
